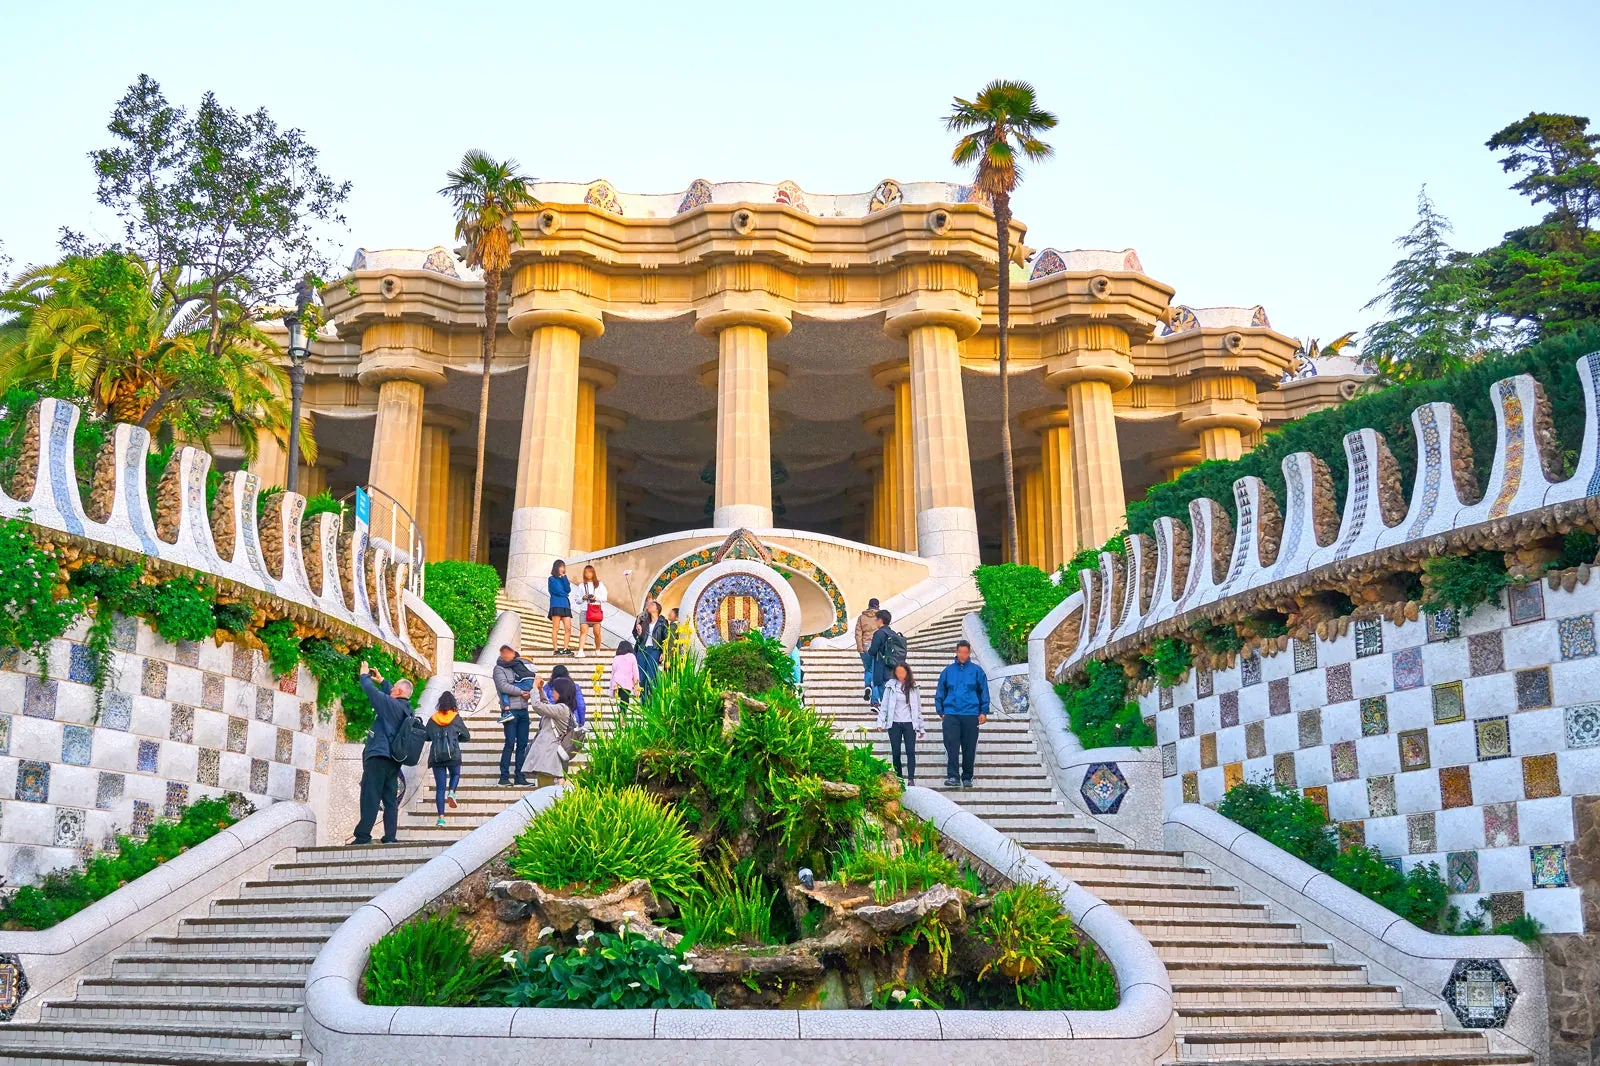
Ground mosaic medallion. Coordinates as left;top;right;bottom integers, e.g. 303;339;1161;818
1331;741;1359;781
1566;703;1600;748
1219;692;1239;729
1160;742;1177;778
1507;581;1544;625
1240;652;1262;687
1530;843;1570;888
1178;704;1195;739
1393;647;1425;691
1407;811;1437;853
1196;666;1213;699
452;673;485;715
1475;716;1512;761
1269;677;1291;716
1448;850;1480;893
692;573;788;646
1558;614;1597;660
1181;771;1199;804
998;676;1029;717
1398;729;1431;772
1354;617;1384;658
1442;959;1517;1028
1080;762;1129;814
1326;663;1353;704
1439;765;1473;809
1467;631;1503;676
1368;774;1397;817
1199;732;1218;769
1432;681;1466;724
1292;637;1318;672
1273;751;1297;788
1426;608;1459;643
0;954;28;1022
1483;802;1519;848
1522;753;1560;799
1360;695;1389;736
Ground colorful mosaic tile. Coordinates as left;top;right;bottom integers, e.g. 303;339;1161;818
197;747;220;787
250;757;269;794
0;715;9;756
94;771;123;810
1223;761;1244;792
1354;617;1384;658
1522;753;1560;799
1483;801;1519;847
1245;721;1267;759
1332;740;1359;781
1468;632;1504;677
1440;765;1474;809
1303;785;1330;818
1566;703;1600;748
1159;686;1173;711
1219;693;1239;729
1515;667;1552;711
1489;892;1524;926
1559;614;1597;660
1408;811;1438;853
200;673;225;710
1382;856;1404;874
163;781;188;819
53;806;83;848
141;658;167;699
67;642;94;684
1240;652;1262;687
1448;850;1480;893
1199;733;1218;769
314;739;330;774
1360;695;1390;736
1161;742;1177;778
136;739;159;773
16;761;48;803
1081;762;1130;814
227;716;247;754
1269;677;1290;716
1393;647;1425;690
1178;705;1195;739
1530;844;1570;888
255;688;275;723
1326;662;1353;704
1143;714;1155;736
1298;708;1323;748
1293;638;1318;672
0;951;31;1022
278;671;298;696
274;728;293;764
1443;957;1518;1029
1426;608;1460;642
101;692;131;731
299;702;314;733
1273;751;1297;788
131;799;154;837
1196;666;1213;699
61;725;92;766
169;706;194;744
1180;770;1200;803
232;644;256;681
294;769;310;803
1398;729;1432;771
23;675;56;719
1508;581;1545;625
1433;681;1466;724
1333;820;1363;852
1475;716;1512;761
176;640;202;668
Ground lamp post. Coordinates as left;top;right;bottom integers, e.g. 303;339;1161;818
283;278;315;494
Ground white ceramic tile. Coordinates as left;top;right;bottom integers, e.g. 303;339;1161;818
1477;844;1533;891
1356;734;1401;778
1296;746;1333;788
1327;779;1367;822
1464;674;1515;718
1436;806;1486;851
1394;768;1442;815
1469;759;1525;805
1432;721;1477;767
1502;620;1556;669
1522;886;1582;934
1263;714;1297;755
1388;688;1433;732
1350;656;1392;700
1365;814;1406;856
1323;702;1362;744
1517;795;1575;844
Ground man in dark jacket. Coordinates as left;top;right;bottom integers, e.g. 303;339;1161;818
352;663;415;845
493;645;536;786
934;640;990;789
864;609;905;708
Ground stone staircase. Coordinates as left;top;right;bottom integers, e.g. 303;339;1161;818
802;606;1532;1066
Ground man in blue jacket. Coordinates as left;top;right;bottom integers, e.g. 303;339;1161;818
934;639;989;789
352;662;414;845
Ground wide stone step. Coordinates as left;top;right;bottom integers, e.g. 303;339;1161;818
1116;900;1277;922
237;876;399;899
1134;919;1303;942
141;934;330;957
1172;1056;1531;1066
0;1021;299;1056
290;841;445;863
43;998;304;1028
1072;881;1242;905
267;855;433;881
210;895;367;918
1152;939;1333;963
1052;863;1215;887
1174;1028;1491;1061
76;975;305;1003
0;1042;302;1066
1177;1005;1445;1032
179;914;352;937
1164;959;1373;985
111;952;315;978
1172;983;1404;1008
1032;844;1176;866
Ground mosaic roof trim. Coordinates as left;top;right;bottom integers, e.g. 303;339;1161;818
347;247;480;281
1029;248;1143;280
525;179;984;219
1159;304;1272;336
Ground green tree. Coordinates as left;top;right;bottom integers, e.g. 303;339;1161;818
1475;113;1600;337
1362;188;1500;385
440;152;540;563
947;81;1057;564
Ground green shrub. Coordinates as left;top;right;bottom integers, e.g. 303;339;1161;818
256;618;300;678
302;639;411;739
831;820;960;903
703;630;794;695
301;491;344;521
0;517;79;665
1014;946;1119;1010
137;576;216;644
210;600;254;635
0;795;246;930
1055;659;1153;749
363;910;502;1006
422;560;501;660
1421;551;1511;618
1216;782;1339;870
1140;638;1192;688
674;850;782;948
495;929;712;1009
973;881;1080;990
508;786;702;903
974;564;1070;664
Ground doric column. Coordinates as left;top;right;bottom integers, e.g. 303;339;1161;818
1044;323;1134;551
416;422;453;564
591;407;627;552
1013;449;1046;569
1021;407;1078;569
608;452;635;550
871;361;918;554
695;308;791;529
359;323;448;526
853;450;883;548
863;407;901;551
567;362;616;554
1181;373;1260;463
447;449;475;561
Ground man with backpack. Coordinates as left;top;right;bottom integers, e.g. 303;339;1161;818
865;609;906;709
352;662;420;845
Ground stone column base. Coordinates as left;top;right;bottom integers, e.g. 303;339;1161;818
713;503;772;530
506;505;572;600
916;506;980;576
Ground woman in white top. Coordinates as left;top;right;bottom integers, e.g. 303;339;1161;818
875;662;926;786
575;564;608;658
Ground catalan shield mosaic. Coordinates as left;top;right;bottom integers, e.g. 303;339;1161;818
1442;959;1517;1028
1080;762;1129;814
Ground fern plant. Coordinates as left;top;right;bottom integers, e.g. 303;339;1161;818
363;910;501;1006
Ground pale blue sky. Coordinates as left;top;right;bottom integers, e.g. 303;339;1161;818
2;0;1596;346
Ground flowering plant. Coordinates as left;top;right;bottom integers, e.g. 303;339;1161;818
495;928;712;1009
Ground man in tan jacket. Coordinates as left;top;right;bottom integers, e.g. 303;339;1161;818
854;597;881;703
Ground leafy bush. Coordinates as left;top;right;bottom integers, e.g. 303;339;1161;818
674;850;781;948
363;910;502;1006
1055;658;1153;749
302;639;411;740
703;630;794;695
0;795;246;930
1124;324;1600;539
423;560;500;660
974;563;1070;664
973;881;1080;987
137;576;216;643
831;820;960;904
256;617;300;678
1140;638;1192;688
1421;551;1510;618
210;599;254;634
496;929;712;1009
301;491;344;521
1216;782;1340;870
1013;946;1119;1010
0;516;79;664
508;786;702;903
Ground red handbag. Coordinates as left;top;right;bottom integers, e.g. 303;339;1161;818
585;602;604;623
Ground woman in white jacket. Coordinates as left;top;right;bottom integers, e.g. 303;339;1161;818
574;564;608;658
875;662;925;786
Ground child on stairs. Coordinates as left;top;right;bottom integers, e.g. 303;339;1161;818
425;692;471;827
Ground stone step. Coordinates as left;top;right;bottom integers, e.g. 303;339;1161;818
1052;863;1216;887
75;974;305;1003
42;997;304;1028
1163;959;1373;986
178;914;353;937
0;1021;299;1056
1072;881;1243;905
1151;939;1333;963
209;895;366;918
0;1042;302;1066
1133;919;1303;943
1115;900;1277;923
267;855;432;881
1031;844;1177;866
1177;1005;1446;1032
1172;983;1404;1008
237;877;400;899
1174;1028;1491;1061
111;952;315;978
140;934;330;957
290;841;445;862
1174;1057;1531;1066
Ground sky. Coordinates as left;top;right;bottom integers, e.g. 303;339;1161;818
1;0;1597;348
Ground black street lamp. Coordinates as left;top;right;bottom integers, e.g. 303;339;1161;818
283;278;315;494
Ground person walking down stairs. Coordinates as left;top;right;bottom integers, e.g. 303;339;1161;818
864;608;906;709
424;692;470;827
934;639;988;790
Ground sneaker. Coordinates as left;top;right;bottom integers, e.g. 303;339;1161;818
498;777;512;786
446;791;457;809
498;713;514;724
906;778;916;788
943;777;959;788
961;779;974;789
514;775;531;786
436;816;446;827
576;650;586;659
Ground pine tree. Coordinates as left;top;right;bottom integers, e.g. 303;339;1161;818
1362;188;1502;384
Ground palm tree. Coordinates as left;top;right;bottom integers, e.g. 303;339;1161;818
440;151;540;564
947;81;1056;564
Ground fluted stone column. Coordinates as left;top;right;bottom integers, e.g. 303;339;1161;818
416;422;453;564
891;311;980;574
447;451;475;560
871;362;918;554
1013;449;1046;569
696;310;790;529
853;450;883;548
590;407;626;552
1182;373;1260;463
1022;407;1078;569
359;323;447;531
863;407;901;551
1044;323;1134;551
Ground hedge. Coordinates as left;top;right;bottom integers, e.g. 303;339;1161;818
973;564;1071;665
423;560;502;661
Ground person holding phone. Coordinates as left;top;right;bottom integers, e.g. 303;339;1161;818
575;564;607;658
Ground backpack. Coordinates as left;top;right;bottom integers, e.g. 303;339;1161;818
878;630;907;670
396;714;428;767
429;724;463;767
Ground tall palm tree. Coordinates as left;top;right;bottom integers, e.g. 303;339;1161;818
440;151;540;564
947;81;1057;564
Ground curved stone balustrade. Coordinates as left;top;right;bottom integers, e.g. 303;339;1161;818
0;399;435;673
1048;361;1600;678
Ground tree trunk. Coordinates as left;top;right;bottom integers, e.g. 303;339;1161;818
995;193;1019;565
470;271;499;564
